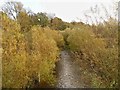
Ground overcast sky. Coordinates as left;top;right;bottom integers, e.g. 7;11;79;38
0;0;118;23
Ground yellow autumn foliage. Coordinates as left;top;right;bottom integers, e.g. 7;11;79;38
64;27;118;87
43;27;65;48
1;13;59;88
1;13;29;88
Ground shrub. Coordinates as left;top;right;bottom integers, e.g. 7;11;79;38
43;27;65;49
92;18;118;48
1;13;29;88
25;26;59;87
1;13;59;88
65;28;118;88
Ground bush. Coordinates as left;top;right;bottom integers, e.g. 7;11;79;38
27;26;59;87
65;28;118;88
1;13;29;88
1;13;59;88
92;18;118;48
43;27;65;49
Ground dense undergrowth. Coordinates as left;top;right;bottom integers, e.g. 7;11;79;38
62;18;118;88
1;13;64;88
0;1;118;88
1;12;118;88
